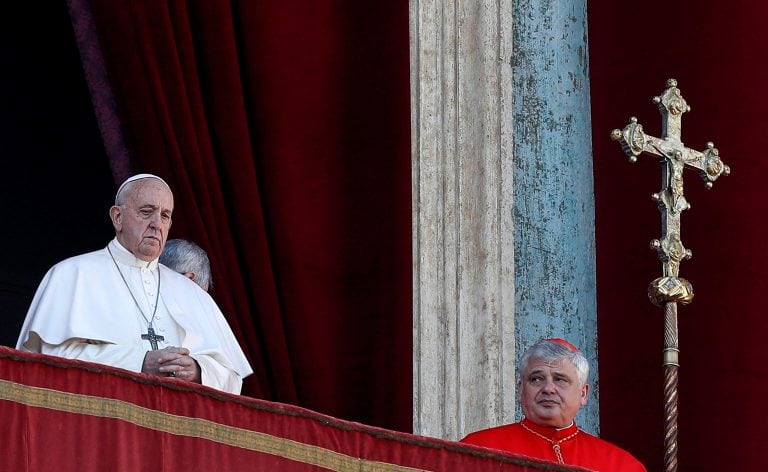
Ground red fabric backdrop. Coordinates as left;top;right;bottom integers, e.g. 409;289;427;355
589;1;767;470
75;0;412;433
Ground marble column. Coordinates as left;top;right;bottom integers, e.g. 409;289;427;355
410;0;597;440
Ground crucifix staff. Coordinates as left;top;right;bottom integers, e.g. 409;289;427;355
610;79;730;472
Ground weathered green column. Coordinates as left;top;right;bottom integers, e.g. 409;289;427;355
510;0;597;431
411;0;597;440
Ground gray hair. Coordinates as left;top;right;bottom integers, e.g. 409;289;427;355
160;239;212;291
518;338;590;387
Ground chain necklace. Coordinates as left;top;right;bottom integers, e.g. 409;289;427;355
107;245;164;349
520;421;580;464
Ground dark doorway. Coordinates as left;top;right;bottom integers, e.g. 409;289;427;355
0;2;114;347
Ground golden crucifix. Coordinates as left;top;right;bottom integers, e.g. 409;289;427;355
610;79;729;472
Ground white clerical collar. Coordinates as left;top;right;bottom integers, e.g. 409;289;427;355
556;421;575;431
109;238;160;270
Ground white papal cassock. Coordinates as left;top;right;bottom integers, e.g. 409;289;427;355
17;238;253;394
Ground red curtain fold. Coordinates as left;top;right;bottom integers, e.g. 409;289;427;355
65;0;132;183
76;0;412;432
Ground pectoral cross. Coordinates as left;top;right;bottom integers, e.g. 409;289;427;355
141;325;164;350
611;79;729;472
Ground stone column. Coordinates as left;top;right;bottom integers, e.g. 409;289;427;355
411;0;597;441
410;0;515;440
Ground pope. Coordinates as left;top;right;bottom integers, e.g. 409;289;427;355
16;174;252;394
461;338;646;471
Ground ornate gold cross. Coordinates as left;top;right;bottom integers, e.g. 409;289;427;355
610;78;729;472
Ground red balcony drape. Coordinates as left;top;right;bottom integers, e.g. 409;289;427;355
0;347;583;472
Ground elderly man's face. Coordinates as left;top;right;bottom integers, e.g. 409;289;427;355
520;357;588;428
110;179;173;261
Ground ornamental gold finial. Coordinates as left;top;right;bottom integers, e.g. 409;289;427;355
611;79;729;472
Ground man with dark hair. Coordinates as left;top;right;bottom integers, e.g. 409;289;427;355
16;174;252;394
462;338;646;471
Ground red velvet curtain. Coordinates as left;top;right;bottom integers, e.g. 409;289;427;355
590;1;766;470
74;0;412;432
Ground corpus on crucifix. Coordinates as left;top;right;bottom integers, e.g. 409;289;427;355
141;325;165;351
610;78;730;472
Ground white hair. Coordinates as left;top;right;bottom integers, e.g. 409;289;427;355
519;338;590;387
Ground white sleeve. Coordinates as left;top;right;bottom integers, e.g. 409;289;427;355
39;335;147;373
193;354;243;394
